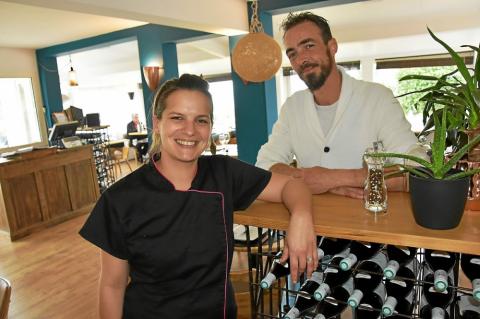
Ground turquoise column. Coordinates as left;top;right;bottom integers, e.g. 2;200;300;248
137;31;180;130
36;54;62;128
230;10;278;164
162;43;179;82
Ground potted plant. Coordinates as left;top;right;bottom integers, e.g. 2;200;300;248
373;28;480;228
397;28;480;155
368;107;480;230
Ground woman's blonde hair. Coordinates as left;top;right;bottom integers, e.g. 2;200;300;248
148;74;214;156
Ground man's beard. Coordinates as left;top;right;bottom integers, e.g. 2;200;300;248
299;50;333;91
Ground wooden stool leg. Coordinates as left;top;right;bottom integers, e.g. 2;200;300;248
125;160;132;172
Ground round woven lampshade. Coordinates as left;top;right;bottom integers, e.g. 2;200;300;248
232;32;282;83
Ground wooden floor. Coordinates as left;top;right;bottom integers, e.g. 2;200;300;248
0;160;138;318
0;159;255;318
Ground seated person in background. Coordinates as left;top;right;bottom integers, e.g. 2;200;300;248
127;113;140;134
126;113;148;162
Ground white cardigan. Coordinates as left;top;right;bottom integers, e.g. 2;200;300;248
256;68;419;170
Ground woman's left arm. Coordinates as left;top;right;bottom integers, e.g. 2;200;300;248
257;173;317;284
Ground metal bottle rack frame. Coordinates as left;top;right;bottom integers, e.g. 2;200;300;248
241;227;473;319
76;126;115;193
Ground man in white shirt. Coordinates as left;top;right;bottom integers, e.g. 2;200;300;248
256;12;420;198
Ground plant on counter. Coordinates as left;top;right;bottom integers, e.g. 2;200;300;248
367;107;480;230
370;107;480;180
397;28;480;152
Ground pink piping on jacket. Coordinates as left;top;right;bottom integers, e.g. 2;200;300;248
152;159;229;319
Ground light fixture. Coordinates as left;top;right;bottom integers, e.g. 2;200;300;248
68;55;78;86
143;66;164;91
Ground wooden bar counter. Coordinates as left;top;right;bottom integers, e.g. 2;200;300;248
0;145;99;240
234;193;480;255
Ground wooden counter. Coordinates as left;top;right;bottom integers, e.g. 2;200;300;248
0;146;99;240
234;193;480;255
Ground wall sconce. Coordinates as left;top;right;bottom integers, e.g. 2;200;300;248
68;55;78;86
143;66;164;91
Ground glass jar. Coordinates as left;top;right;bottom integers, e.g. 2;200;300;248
363;142;387;213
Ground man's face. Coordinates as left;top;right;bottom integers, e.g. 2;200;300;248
133;115;139;124
284;21;337;91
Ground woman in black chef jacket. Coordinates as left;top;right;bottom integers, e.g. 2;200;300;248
79;74;317;319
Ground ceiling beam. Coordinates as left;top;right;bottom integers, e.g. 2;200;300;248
2;0;250;36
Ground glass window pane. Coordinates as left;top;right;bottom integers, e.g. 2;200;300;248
208;80;236;133
0;78;41;148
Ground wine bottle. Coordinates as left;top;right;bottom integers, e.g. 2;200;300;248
457;295;480;319
260;251;289;289
317;237;351;263
313;277;353;319
420;305;450;319
421;272;454;318
460;253;480;301
339;241;383;271
382;260;417;317
384;245;418;279
353;251;388;293
284;271;324;319
382;285;415;317
314;250;353;301
384;259;417;300
424;249;458;292
353;282;386;319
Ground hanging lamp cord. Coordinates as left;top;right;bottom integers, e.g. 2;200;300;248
249;0;263;33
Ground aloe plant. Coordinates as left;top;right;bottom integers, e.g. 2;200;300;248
396;28;480;151
369;107;480;181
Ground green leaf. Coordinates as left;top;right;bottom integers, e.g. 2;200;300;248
427;28;476;94
461;44;480;86
444;168;480;181
399;165;432;179
440;133;480;177
430;108;447;178
367;152;432;169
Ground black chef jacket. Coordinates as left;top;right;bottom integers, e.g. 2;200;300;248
79;154;271;319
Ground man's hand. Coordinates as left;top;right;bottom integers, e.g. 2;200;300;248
329;186;364;199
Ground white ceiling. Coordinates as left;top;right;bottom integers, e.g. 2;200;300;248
0;0;247;49
0;1;147;49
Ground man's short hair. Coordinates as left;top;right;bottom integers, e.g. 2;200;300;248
281;12;332;44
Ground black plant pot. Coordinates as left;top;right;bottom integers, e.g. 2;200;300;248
409;172;469;230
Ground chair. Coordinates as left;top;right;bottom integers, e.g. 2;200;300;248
110;146;132;178
0;277;11;319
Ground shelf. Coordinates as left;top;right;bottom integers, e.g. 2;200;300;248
234;193;480;255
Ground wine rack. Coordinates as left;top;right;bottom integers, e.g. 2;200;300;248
233;193;480;319
76;125;115;193
241;232;479;319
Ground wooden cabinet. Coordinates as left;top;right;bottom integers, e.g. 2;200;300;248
0;146;99;240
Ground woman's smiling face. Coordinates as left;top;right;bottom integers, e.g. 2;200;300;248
157;89;212;164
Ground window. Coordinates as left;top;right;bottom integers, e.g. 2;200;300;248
204;74;236;134
0;78;41;148
374;52;474;132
